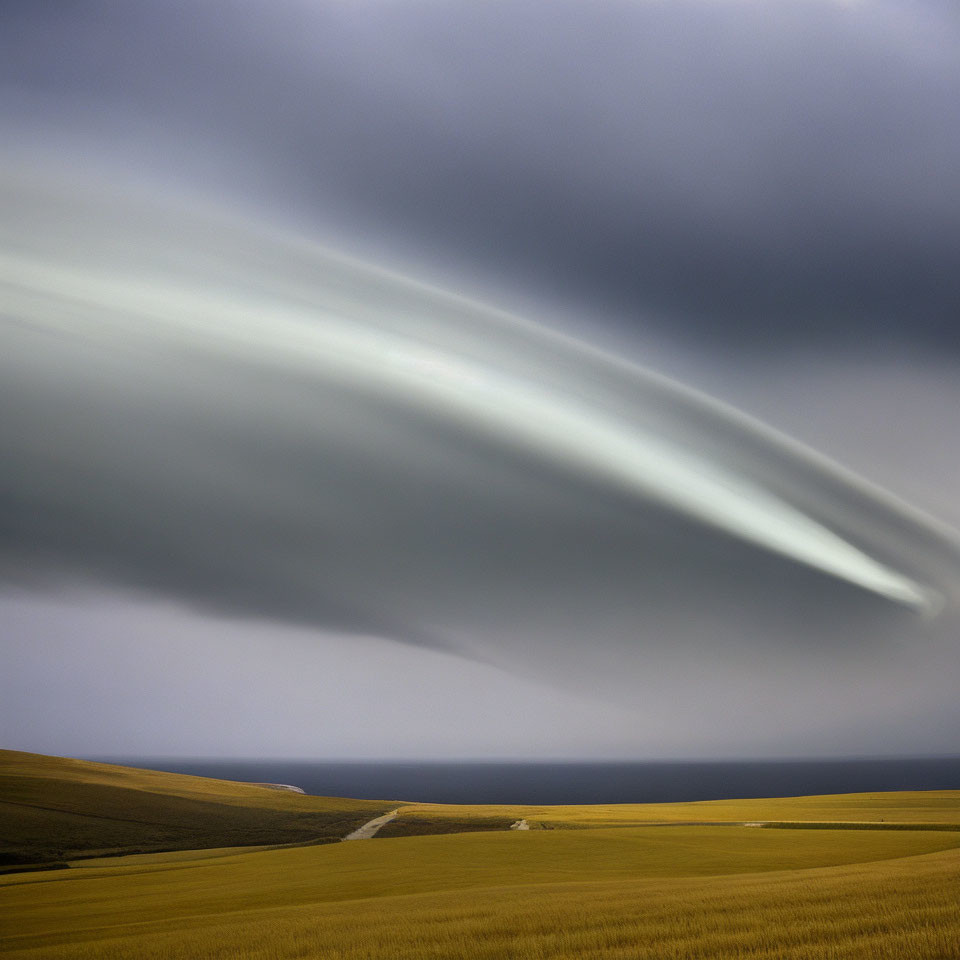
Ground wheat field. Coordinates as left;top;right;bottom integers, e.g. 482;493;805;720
3;821;960;959
394;790;960;828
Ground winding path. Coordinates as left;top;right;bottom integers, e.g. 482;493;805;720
342;809;400;840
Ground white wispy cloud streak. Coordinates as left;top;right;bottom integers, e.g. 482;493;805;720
0;244;938;613
3;169;956;626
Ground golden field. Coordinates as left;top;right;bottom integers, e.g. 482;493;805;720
2;752;959;959
395;790;960;828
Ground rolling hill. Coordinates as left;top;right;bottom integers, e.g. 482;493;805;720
0;749;392;866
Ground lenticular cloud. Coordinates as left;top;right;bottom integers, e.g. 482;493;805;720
2;165;958;722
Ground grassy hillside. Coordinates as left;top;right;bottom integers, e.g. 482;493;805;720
0;750;393;866
2;822;959;959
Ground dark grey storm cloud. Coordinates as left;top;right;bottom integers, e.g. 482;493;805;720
3;0;958;351
1;0;959;756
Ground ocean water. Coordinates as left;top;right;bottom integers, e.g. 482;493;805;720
92;757;960;805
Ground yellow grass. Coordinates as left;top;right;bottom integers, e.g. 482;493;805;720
0;749;389;810
2;826;959;959
397;790;960;828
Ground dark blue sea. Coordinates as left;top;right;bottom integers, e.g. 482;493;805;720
91;757;960;805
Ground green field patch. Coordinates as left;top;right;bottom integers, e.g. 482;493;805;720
376;814;517;838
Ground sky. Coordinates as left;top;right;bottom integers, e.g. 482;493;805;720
1;0;958;760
